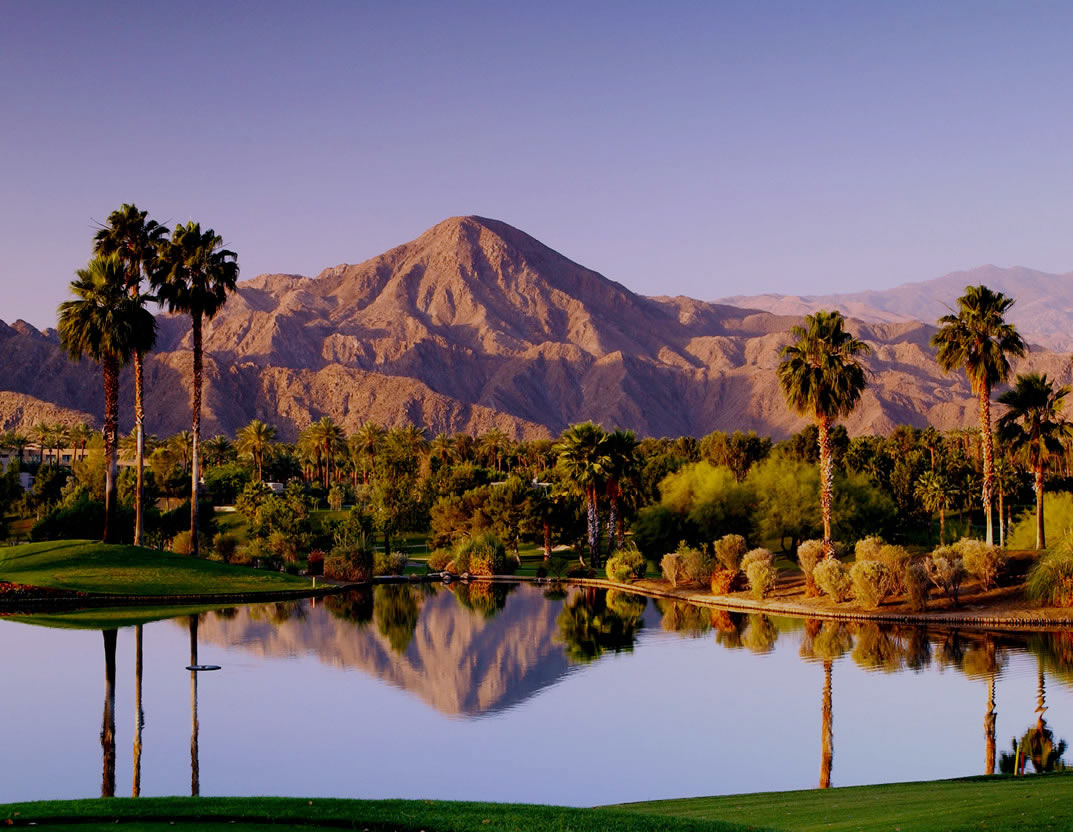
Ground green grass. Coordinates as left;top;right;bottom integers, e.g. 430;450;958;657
0;540;314;597
0;797;758;832
617;773;1073;831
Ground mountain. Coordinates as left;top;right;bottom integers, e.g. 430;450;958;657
3;217;1072;439
717;265;1073;352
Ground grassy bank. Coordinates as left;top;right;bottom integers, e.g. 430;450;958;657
618;773;1073;831
0;540;314;597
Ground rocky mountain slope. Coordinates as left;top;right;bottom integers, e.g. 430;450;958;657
3;217;1071;439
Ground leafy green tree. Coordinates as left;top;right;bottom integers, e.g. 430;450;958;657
915;469;954;544
234;420;276;481
58;254;156;543
486;475;530;560
998;373;1072;549
154;222;239;556
932;285;1025;544
777;310;871;556
603;429;639;552
554;422;610;567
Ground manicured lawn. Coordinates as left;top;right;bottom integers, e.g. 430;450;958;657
0;540;314;596
0;797;757;832
617;773;1073;831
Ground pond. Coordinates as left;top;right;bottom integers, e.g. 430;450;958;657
3;583;1072;807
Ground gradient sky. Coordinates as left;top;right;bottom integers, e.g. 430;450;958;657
4;1;1073;328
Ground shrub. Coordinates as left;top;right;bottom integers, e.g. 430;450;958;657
712;534;747;572
854;536;886;562
267;530;301;563
710;568;737;594
797;539;825;596
678;542;712;586
745;559;778;600
605;544;648;583
660;553;686;587
427;548;453;572
374;551;409;576
741;547;773;570
565;563;595;579
875;544;910;594
813;558;852;602
925;547;967;606
306;549;325;576
324;542;373;583
453;533;508;576
850;560;890;608
1026;549;1073;607
954;537;1007;591
212;532;239;564
170;530;202;556
904;561;929;611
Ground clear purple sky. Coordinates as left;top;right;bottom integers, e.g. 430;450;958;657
4;1;1073;329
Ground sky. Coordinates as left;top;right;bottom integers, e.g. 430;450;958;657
4;0;1073;329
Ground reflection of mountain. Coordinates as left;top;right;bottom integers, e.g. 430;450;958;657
194;584;573;717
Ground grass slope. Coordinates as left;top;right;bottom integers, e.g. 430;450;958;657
0;797;762;832
617;773;1073;832
0;540;313;596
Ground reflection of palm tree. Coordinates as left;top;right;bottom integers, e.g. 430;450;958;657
985;673;997;775
999;665;1068;774
101;629;118;798
961;636;1006;776
132;624;144;797
820;660;833;789
189;615;200;797
799;620;852;790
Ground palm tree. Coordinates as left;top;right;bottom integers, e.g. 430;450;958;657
604;429;639;551
777;310;871;556
58;255;156;543
479;427;510;472
154;222;239;556
350;422;385;485
932;286;1026;545
202;434;233;468
8;433;29;466
69;423;93;463
998;373;1072;549
554;421;610;567
994;456;1020;548
430;433;453;467
169;431;193;473
915;469;954;544
30;422;51;466
95;204;168;546
235;419;276;481
306;417;346;487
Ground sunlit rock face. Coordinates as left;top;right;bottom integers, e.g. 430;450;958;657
6;217;1073;438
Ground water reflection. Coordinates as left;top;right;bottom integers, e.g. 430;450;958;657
100;629;117;798
188;615;199;797
132;624;144;797
555;588;645;663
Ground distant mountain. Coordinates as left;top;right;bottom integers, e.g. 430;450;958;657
3;218;1072;439
718;265;1073;352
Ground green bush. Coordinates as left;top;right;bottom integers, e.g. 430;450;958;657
677;541;712;586
797;539;825;595
850;560;890;608
713;534;747;572
212;532;238;564
660;553;686;587
904;561;929;611
427;548;453;572
745;559;778;600
925;547;967;606
813;557;852;602
954;537;1007;590
741;547;773;571
453;533;508;576
1026;548;1073;607
374;551;408;576
324;541;374;583
605;544;648;583
854;535;886;562
1008;492;1073;550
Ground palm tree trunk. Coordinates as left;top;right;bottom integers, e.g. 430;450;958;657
102;355;120;544
586;486;599;568
985;673;997;775
101;629;117;798
939;506;946;545
980;386;995;545
190;314;202;557
543;521;552;561
132;624;144;797
998;486;1006;548
134;351;146;546
817;417;834;556
189;615;200;797
820;660;833;789
607;488;619;557
1035;464;1045;550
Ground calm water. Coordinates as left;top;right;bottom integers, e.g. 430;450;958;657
3;583;1072;806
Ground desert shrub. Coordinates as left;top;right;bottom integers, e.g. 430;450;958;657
904;561;930;611
677;541;712;586
850;560;890;608
660;553;686;587
954;537;1007;591
453;533;508;576
813;557;852;602
710;568;737;594
875;544;910;593
1026;549;1073;607
306;549;325;576
797;539;825;596
374;550;408;576
605;544;648;583
854;536;886;562
427;548;453;572
211;532;238;564
324;541;373;583
712;534;747;572
267;529;301;563
745;559;778;600
565;563;595;579
547;556;569;579
925;547;967;606
170;530;208;556
741;547;773;570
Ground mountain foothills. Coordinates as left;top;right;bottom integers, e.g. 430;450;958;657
3;216;1071;439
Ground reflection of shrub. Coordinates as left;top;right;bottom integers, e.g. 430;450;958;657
814;558;852;602
713;534;747;572
742;614;778;653
605;544;648;583
1027;549;1073;607
850;560;890;608
374;585;421;654
453;582;516;618
658;600;711;637
710;568;737;595
374;551;408;576
660;553;686;587
606;589;646;620
323;588;373;626
925;548;967;606
955;538;1007;590
797;540;825;596
904;561;929;611
427;548;452;572
745;560;778;600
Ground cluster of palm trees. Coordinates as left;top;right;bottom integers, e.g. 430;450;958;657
57;204;238;549
779;285;1069;556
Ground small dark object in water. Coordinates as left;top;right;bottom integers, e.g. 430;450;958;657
186;665;221;672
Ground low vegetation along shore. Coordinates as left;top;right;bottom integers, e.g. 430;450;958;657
3;774;1072;831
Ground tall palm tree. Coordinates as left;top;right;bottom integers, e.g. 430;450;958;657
349;422;385;485
95;204;168;546
932;286;1026;545
993;456;1020;548
169;430;193;473
430;433;453;468
307;417;346;487
59;255;156;543
604;429;639;551
236;419;276;481
154;222;239;556
8;433;29;466
915;469;954;544
479;427;510;472
69;422;93;463
777;310;871;556
998;373;1072;549
30;422;51;466
202;434;233;468
554;421;610;567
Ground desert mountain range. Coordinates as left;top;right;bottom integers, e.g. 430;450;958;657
2;216;1072;440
